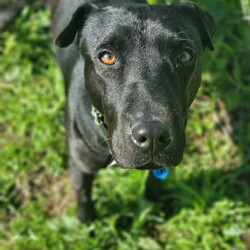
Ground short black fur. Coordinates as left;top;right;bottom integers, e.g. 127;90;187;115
51;0;215;222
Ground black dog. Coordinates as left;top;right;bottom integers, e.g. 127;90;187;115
52;0;215;222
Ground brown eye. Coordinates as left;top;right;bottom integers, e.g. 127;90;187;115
177;50;192;64
100;52;116;65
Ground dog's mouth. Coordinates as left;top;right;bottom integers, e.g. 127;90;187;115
112;159;174;170
136;161;167;170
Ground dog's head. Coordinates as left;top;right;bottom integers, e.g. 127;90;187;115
56;2;215;170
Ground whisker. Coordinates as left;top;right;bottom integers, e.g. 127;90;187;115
99;137;112;145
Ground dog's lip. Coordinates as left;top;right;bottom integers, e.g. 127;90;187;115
137;162;170;170
115;161;175;170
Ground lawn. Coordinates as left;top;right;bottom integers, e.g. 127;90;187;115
0;0;250;249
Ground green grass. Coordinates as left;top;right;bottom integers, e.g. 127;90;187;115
0;0;250;249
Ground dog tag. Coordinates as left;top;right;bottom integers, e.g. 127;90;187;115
153;167;170;179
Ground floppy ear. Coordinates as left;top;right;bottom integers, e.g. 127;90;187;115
180;1;216;51
55;4;99;48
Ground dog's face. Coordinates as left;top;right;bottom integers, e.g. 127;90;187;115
56;3;215;170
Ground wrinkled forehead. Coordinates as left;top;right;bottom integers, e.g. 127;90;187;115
81;5;200;54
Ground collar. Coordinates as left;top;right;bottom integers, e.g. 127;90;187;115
153;167;170;179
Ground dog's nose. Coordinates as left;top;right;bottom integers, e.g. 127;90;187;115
131;120;172;154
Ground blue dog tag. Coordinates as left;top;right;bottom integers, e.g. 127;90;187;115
153;167;170;179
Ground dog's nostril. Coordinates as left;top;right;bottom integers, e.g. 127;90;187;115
159;136;166;143
138;136;147;144
159;136;171;145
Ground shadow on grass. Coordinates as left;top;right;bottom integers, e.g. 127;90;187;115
161;165;250;217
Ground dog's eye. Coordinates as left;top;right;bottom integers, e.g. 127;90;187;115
99;52;116;65
177;50;193;64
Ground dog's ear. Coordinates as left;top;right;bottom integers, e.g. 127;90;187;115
55;4;99;48
180;1;216;51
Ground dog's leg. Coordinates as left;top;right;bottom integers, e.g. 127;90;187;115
70;162;96;223
144;171;165;202
145;171;176;217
